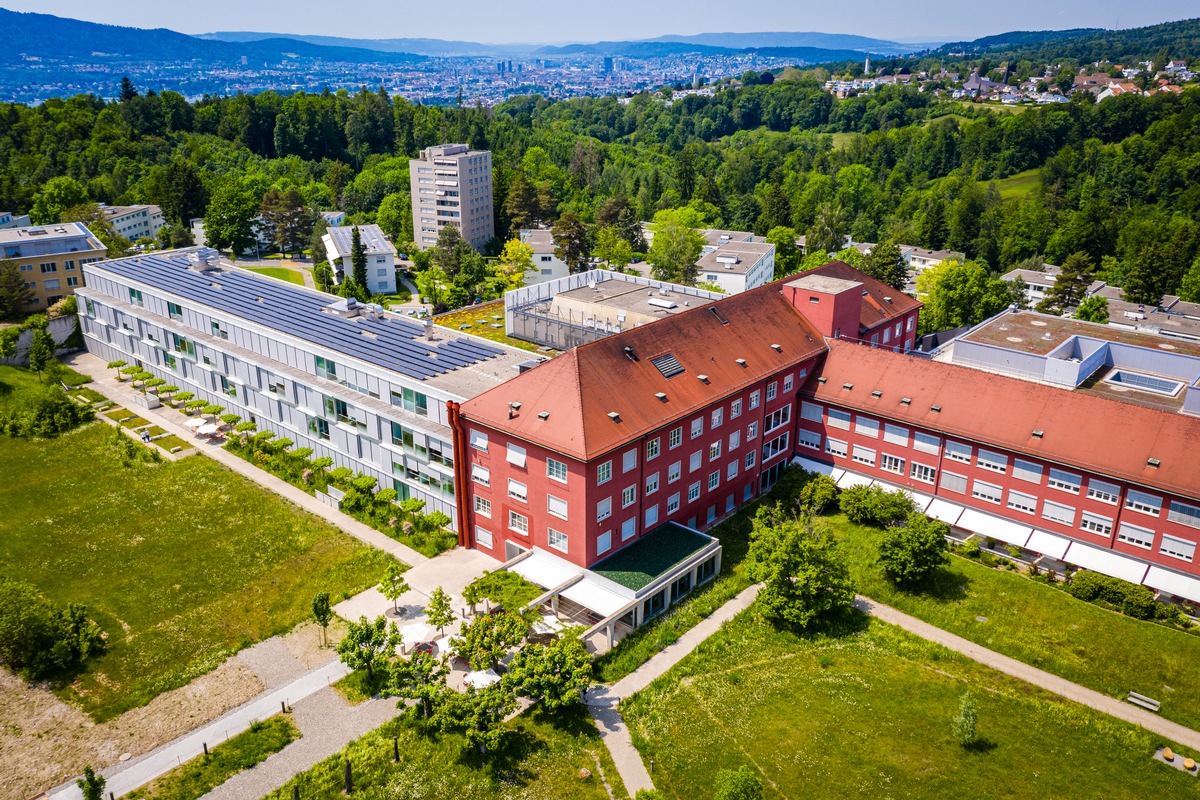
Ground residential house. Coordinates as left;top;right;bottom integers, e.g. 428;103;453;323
322;224;397;295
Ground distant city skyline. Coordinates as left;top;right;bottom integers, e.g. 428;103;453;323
0;1;1185;45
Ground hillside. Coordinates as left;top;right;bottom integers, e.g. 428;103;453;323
937;18;1200;63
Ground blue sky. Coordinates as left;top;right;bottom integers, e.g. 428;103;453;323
2;1;1184;44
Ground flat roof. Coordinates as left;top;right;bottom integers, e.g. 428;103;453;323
87;250;535;398
1107;299;1200;342
554;281;712;317
702;228;754;246
787;273;862;294
695;241;774;275
590;523;715;591
324;224;395;257
0;221;100;247
520;228;555;252
961;310;1200;358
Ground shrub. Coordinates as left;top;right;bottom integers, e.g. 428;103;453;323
0;578;106;680
960;538;982;559
798;473;838;513
838;484;915;526
712;765;763;800
1068;571;1157;620
879;512;950;587
0;381;93;437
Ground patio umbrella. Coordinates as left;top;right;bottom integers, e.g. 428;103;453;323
184;417;207;429
197;423;221;435
399;623;432;650
463;669;501;689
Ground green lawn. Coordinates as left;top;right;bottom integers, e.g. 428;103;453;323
434;301;544;353
0;422;394;721
126;714;299;800
835;513;1200;730
622;611;1196;800
824;132;860;149
247;266;306;285
981;168;1041;200
263;707;626;800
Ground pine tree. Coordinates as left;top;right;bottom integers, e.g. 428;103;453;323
1042;251;1095;312
350;226;369;296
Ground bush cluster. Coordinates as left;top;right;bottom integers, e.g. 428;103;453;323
1068;570;1165;621
0;380;93;437
0;578;106;680
838;484;915;527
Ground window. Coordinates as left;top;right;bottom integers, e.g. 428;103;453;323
315;355;337;380
763;433;789;461
766;381;777;401
1042;500;1075;526
731;398;743;418
471;465;490;487
727;460;739;479
764;405;791;434
669;427;682;448
691;418;704;439
729;430;741;450
1160;535;1196;562
211;321;228;340
597;461;612;485
712;407;723;427
1013;459;1043;484
854;416;879;438
1047;468;1081;494
475;527;493;548
167;301;183;321
1117;522;1154;550
913;431;941;455
883;423;908;446
945;441;972;463
508;511;529;534
746;450;756;468
941;471;967;494
474;496;492;518
162;352;177;370
548;528;569;553
972;480;1002;504
508;479;527;502
597;497;612;521
688;482;701;501
622;518;636;540
852;445;877;467
469;430;489;451
783;373;794;392
827;408;851;430
1080;512;1113;536
506;443;527;468
825;438;848;458
66;276;78;287
622;485;637;507
39;262;56;273
801;401;822;422
548;495;568;520
1086;479;1120;505
709;441;722;461
645;505;659;527
309;416;330;441
911;462;936;484
749;390;760;409
170;332;196;358
977;449;1008;474
881;454;904;474
1007;490;1037;514
646;438;660;460
690;451;703;472
667;493;680;513
1125;489;1162;516
547;457;568;483
1167;501;1200;529
747;422;758;440
799;429;822;450
668;461;681;483
596;531;612;555
708;471;720;490
392;388;428;416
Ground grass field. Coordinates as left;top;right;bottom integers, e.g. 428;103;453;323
0;422;394;721
126;714;299;800
981;168;1041;200
623;611;1196;800
825;132;860;149
434;301;544;353
247;266;306;285
263;707;626;800
835;513;1200;730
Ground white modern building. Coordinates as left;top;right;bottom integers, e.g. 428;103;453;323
77;248;539;528
519;228;570;285
694;240;776;295
99;204;165;242
322;224;398;295
409;144;494;251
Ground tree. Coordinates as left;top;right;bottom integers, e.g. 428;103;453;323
458;611;527;670
150;157;208;225
76;766;106;800
425;586;455;635
838;484;915;527
259;187;316;257
596;195;645;252
438;683;518;754
376;192;411;241
0;260;35;321
203;180;259;256
878;513;950;588
916;260;1014;334
1040;251;1094;312
504;172;540;233
379;564;410;616
119;75;139;101
337;615;398;681
1074;295;1109;323
648;210;705;285
864;239;907;290
0;578;105;680
350;225;369;292
1179;256;1200;303
952;691;979;747
805;202;846;257
594;225;633;270
30;177;89;224
27;327;53;374
713;765;763;800
507;635;592;711
766;226;800;278
386;649;450;719
552;211;591;274
746;506;855;630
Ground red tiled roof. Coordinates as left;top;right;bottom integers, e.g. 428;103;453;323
805;340;1200;499
460;282;828;461
798;261;922;333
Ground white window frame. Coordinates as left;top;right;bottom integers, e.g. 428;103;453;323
507;478;528;503
469;429;488;451
1086;479;1120;505
1117;522;1154;550
646;473;660;495
597;461;612;485
827;408;851;430
854;416;880;438
667;493;681;513
852;445;876;467
913;431;940;455
1047;468;1082;494
597;497;612;522
1012;458;1042;484
910;462;936;484
971;479;1002;504
880;453;904;475
668;461;682;483
474;496;491;518
471;464;490;487
825;437;848;458
945;441;972;464
622;485;637;507
1007;490;1037;515
547;457;568;483
508;510;529;534
1080;512;1113;536
800;401;822;422
941;471;967;494
691;418;704;439
977;449;1008;474
475;526;493;548
548;528;569;553
1160;534;1196;562
548;495;568;520
506;443;527;468
1042;500;1076;526
1125;489;1162;516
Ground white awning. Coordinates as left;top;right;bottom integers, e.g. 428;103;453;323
560;577;634;618
509;549;581;591
926;498;965;526
793;456;834;476
905;490;935;513
830;467;847;483
836;470;874;489
1026;529;1071;560
1063;542;1150;585
956;508;1032;547
1143;566;1200;604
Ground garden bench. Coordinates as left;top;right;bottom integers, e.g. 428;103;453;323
1127;691;1161;712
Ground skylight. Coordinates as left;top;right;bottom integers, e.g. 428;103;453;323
651;354;685;379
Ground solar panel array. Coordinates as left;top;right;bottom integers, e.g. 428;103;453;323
96;254;505;382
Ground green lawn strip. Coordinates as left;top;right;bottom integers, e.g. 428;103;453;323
0;364;62;412
247;266;306;285
101;406;130;419
465;569;543;613
834;512;1200;730
263;706;625;800
0;423;394;721
433;301;543;353
622;611;1196;800
981;167;1041;200
125;715;299;800
118;414;151;428
72;386;108;403
154;434;189;452
332;669;387;705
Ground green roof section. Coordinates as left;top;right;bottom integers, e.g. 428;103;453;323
590;522;715;591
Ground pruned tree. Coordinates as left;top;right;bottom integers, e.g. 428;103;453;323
458;611;527;671
878;513;950;588
424;587;455;635
312;591;332;647
507;635;592;711
379;563;410;615
385;649;450;719
337;615;398;681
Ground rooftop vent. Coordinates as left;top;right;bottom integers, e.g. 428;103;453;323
655;392;667;401
1032;429;1044;438
871;390;882;398
817;376;827;384
607;411;621;422
710;307;730;325
931;404;942;413
623;346;638;361
538;411;550;421
842;382;853;390
735;358;747;367
697;374;709;383
884;296;893;303
770;343;782;352
901;397;912;405
1147;458;1161;468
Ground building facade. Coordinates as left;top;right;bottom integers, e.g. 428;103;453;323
0;222;106;311
321;224;398;295
78;248;535;528
100;204;165;242
519;228;570;285
410;144;494;251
